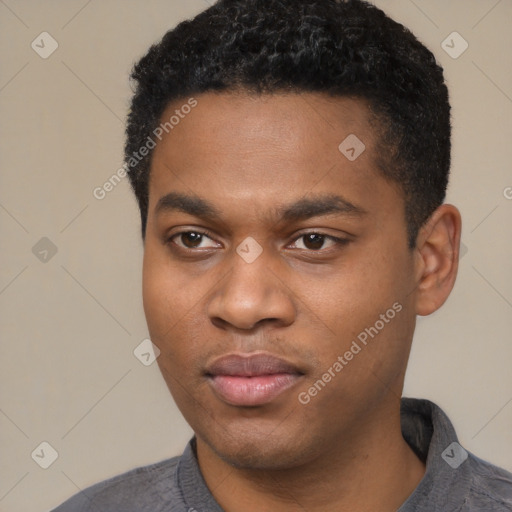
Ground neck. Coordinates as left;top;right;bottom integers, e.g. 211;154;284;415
196;400;426;512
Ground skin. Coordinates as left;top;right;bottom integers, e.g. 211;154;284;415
142;91;462;511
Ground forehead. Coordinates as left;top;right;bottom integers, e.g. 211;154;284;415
154;91;375;162
147;92;400;224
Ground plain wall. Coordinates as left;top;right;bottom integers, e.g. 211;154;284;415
0;1;511;510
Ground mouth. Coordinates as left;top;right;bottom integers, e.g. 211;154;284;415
205;352;305;407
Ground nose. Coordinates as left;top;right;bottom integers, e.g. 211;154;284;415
207;249;296;331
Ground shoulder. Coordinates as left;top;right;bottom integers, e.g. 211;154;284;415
50;455;187;512
463;453;512;511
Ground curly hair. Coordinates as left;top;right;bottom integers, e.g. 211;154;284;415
125;0;451;248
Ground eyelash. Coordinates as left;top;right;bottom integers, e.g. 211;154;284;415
167;229;350;253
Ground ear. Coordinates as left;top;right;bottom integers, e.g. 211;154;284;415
413;204;462;316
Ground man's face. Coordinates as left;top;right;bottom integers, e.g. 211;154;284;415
143;92;419;469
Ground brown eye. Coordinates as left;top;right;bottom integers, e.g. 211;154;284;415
303;234;327;250
290;233;349;252
180;232;203;248
171;231;218;249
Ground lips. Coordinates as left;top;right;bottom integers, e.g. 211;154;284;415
205;353;304;406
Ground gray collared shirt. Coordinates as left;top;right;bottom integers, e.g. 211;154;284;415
51;398;512;511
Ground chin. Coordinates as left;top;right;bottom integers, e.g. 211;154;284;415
216;441;304;470
198;419;320;471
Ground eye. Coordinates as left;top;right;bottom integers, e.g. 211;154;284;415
289;233;348;251
170;230;219;249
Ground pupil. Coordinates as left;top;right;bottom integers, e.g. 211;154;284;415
304;234;324;250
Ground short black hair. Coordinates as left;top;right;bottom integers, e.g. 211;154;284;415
125;0;451;248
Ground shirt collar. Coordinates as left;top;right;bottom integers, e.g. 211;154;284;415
398;397;472;511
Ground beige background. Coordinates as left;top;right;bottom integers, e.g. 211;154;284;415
0;1;511;510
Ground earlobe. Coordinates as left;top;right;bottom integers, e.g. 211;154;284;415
414;204;462;316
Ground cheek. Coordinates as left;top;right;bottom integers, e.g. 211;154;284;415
142;244;215;369
142;247;191;349
143;244;195;326
142;257;170;338
301;250;414;370
308;259;398;326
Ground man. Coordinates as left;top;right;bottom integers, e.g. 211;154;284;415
53;0;512;510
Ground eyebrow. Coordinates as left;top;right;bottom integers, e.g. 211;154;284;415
278;195;367;221
154;192;367;223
